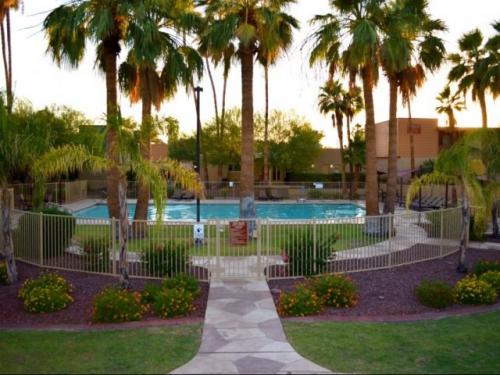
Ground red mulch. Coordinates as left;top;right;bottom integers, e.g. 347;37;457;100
0;261;209;329
268;248;500;319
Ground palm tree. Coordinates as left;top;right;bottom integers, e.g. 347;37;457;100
308;1;384;220
407;130;500;272
201;0;297;221
257;7;298;182
0;0;20;113
118;1;203;223
318;80;348;198
44;1;136;220
344;124;366;199
448;26;497;128
435;85;465;131
34;131;202;288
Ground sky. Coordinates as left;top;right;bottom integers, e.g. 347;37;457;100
9;0;500;147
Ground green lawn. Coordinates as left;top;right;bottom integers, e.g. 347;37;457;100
0;325;201;374
284;312;500;374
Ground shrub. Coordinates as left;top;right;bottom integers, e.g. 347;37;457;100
142;242;190;277
415;280;454;309
308;274;358;308
162;274;200;297
79;236;111;272
285;229;337;276
479;271;500;294
92;286;145;323
18;272;73;313
153;288;194;319
277;285;323;317
0;262;7;284
307;189;343;200
454;276;497;305
473;260;500;276
141;283;161;304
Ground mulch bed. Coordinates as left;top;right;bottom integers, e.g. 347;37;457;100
268;248;500;319
0;261;209;329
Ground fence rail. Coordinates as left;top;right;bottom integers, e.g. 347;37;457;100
4;206;463;281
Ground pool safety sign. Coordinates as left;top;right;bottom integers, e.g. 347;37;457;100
193;224;204;240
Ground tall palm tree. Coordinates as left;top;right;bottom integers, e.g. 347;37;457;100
0;0;20;113
318;80;348;198
44;1;133;220
435;85;465;131
118;1;203;223
448;26;496;128
344;124;366;198
308;0;384;220
257;6;298;182
202;0;297;221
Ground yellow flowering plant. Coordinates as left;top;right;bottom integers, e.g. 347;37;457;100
454;276;497;305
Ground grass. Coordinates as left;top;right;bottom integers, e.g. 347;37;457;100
0;325;202;374
73;223;387;256
283;312;500;374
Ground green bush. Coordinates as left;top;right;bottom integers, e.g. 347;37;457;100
92;286;145;323
285;229;337;276
0;262;7;284
79;236;111;272
278;285;323;317
153;288;194;319
308;274;358;308
473;260;500;276
162;274;200;297
454;276;497;305
18;272;73;313
307;189;343;200
415;280;454;309
142;242;190;277
141;283;161;305
479;271;500;294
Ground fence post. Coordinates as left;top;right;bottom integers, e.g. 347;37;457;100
256;220;262;279
111;218;117;275
313;220;317;274
39;212;44;266
215;220;221;280
388;214;393;268
440;208;444;256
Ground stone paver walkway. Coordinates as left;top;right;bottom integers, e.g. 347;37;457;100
172;279;330;374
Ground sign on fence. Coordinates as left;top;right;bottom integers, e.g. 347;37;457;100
193;224;204;241
229;221;248;246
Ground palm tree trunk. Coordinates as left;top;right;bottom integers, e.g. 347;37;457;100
133;93;152;226
457;188;469;273
239;43;256;221
218;68;229;181
206;56;220;134
1;187;17;283
104;47;121;220
1;19;11;113
408;100;416;177
263;63;270;183
384;77;398;214
346;115;354;199
353;164;360;198
447;108;456;144
492;201;499;238
478;89;488;128
118;179;130;288
361;65;379;217
6;9;12;113
335;112;346;199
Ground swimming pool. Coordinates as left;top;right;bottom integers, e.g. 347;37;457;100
74;203;365;221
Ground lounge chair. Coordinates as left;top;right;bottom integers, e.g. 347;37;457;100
182;191;195;200
171;190;184;200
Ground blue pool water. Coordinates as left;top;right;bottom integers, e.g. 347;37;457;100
74;203;365;221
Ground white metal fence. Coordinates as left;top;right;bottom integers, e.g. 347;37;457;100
4;206;463;281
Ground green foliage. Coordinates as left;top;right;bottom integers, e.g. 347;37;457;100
153;288;194;319
308;274;358;308
162;274;200;297
79;236;111;273
285;229;338;276
0;262;8;285
307;189;343;200
454;276;497;305
415;280;455;309
18;272;73;313
278;285;323;317
479;271;500;294
474;260;500;276
40;208;76;258
92;287;146;323
141;242;190;278
141;283;162;305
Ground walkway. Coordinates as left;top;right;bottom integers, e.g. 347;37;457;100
172;279;330;374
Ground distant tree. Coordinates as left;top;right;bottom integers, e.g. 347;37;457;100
435;85;465;132
344;125;366;198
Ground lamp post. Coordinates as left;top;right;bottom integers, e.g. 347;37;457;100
195;86;203;223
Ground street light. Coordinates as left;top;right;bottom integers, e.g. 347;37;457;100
194;86;203;223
